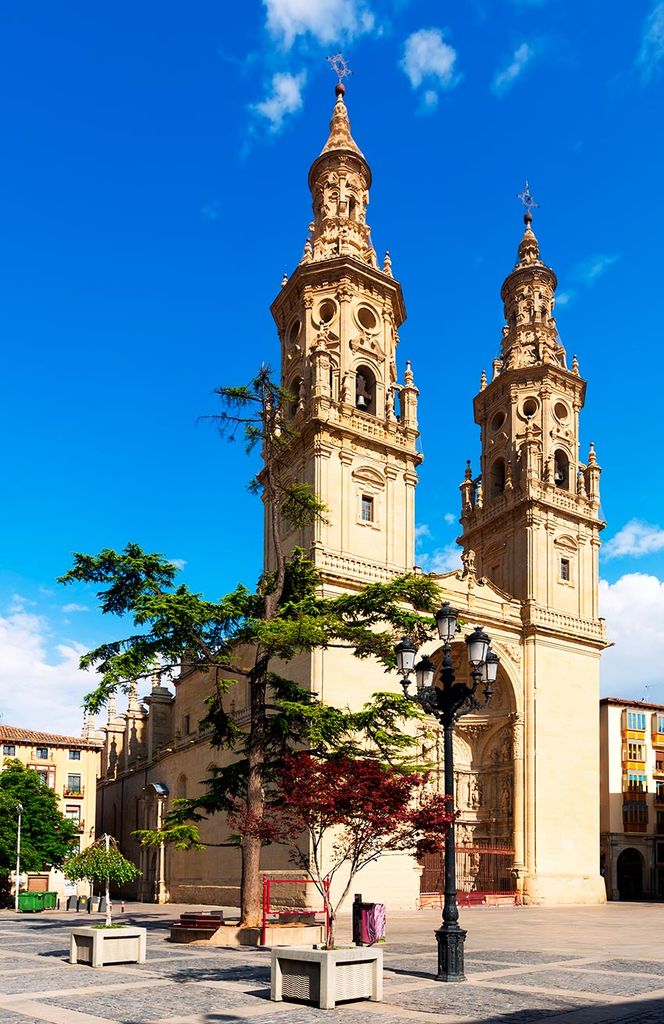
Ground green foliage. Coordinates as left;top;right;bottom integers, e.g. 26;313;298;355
64;836;140;887
0;760;79;875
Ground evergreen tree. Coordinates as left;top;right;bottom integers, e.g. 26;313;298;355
59;367;440;926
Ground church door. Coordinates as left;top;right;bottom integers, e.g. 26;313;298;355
616;848;644;901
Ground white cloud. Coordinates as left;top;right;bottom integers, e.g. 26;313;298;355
168;558;188;571
415;524;431;542
576;253;619;285
443;512;456;525
418;543;462;574
401;28;459;111
264;0;375;48
556;253;619;307
638;2;664;82
600;574;664;701
0;604;99;736
62;603;90;614
603;520;664;560
492;42;535;96
253;71;307;132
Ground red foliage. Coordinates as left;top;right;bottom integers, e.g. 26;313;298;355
279;753;421;837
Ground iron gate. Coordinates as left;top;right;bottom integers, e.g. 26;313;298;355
419;840;518;907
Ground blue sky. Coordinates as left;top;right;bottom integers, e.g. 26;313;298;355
1;1;664;733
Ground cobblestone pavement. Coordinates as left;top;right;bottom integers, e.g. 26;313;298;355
2;911;664;1024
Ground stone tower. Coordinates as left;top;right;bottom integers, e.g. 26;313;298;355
457;202;608;905
268;83;421;585
459;205;604;617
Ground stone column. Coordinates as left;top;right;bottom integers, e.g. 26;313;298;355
511;713;526;893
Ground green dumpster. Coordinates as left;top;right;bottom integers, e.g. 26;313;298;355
18;892;44;912
43;892;58;910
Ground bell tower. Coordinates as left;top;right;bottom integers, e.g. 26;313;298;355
459;198;604;619
268;83;421;584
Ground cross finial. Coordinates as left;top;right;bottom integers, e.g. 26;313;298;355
327;53;353;96
516;181;539;225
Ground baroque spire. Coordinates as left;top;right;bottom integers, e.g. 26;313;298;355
307;82;377;267
498;185;566;373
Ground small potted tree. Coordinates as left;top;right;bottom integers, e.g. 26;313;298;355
269;753;454;1009
65;835;144;967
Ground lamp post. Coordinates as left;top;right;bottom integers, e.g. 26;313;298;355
14;802;23;912
395;603;499;982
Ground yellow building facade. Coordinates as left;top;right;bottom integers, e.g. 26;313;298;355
0;724;102;896
600;697;664;901
97;85;608;909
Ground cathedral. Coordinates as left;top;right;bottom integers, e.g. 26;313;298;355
96;83;608;909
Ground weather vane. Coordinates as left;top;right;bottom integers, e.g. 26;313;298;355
327;52;353;85
516;181;539;218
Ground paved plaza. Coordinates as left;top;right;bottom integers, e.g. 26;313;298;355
1;903;664;1023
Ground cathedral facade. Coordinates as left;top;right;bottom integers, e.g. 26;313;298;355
96;85;608;909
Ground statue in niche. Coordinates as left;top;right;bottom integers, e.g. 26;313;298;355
499;775;512;815
355;372;372;411
340;372;351;405
470;777;482;809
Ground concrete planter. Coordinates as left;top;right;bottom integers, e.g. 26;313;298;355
271;945;383;1010
70;926;147;968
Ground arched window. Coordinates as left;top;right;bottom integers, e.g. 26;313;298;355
490;458;506;498
177;774;187;800
554;449;570;490
355;365;376;415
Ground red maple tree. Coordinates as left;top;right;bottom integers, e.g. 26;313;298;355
276;753;455;948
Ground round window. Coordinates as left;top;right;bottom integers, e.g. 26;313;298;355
490;410;506;432
319;299;336;324
554;401;569;422
289;319;301;343
357;306;378;331
522;397;538;418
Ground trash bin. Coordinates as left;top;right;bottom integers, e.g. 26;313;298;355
18;892;44;913
66;895;77;911
42;892;58;910
352;893;386;945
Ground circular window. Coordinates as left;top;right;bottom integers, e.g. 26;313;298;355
289;319;301;343
554;401;569;422
522;397;538;418
357;306;378;331
490;410;506;432
319;299;336;324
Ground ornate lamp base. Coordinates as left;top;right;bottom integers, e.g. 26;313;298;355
435;923;467;982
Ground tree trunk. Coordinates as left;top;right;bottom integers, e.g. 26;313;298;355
240;660;267;927
327;910;336;950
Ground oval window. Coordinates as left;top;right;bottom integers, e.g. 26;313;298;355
490;410;506;432
357;306;377;331
319;299;336;324
289;319;301;343
522;397;538;418
554;401;568;422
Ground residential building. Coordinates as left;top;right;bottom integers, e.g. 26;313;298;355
0;723;103;896
600;697;664;900
96;83;608;909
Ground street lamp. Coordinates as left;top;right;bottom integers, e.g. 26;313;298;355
14;802;23;913
394;605;499;982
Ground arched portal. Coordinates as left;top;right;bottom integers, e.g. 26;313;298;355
617;848;644;901
418;644;520;905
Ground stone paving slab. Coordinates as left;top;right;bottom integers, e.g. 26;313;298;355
0;968;132;996
469;950;590;965
587;959;664;976
390;983;589;1020
46;984;263;1022
499;968;664;997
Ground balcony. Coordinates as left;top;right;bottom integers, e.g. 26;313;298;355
652;732;664;747
624;822;648;833
622;787;647;800
63;785;84;798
